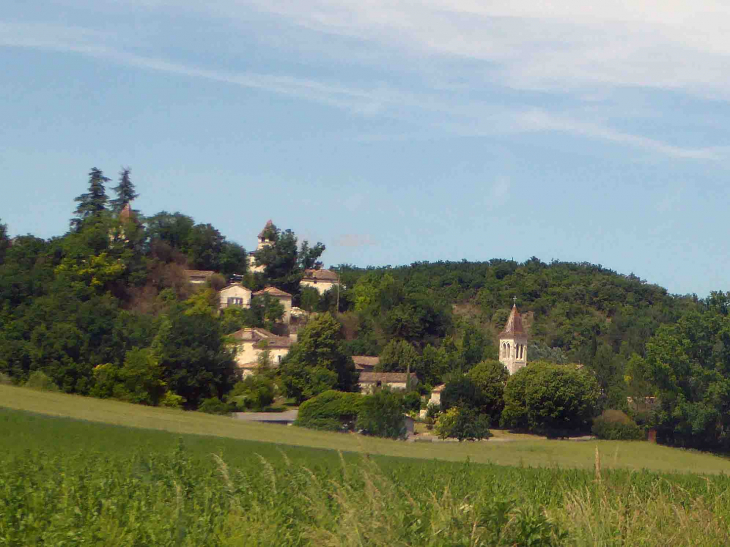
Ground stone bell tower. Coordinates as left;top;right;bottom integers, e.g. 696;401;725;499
499;299;528;375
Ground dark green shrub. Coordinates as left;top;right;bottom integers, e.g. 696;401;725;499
198;397;232;415
356;389;407;439
402;391;421;413
592;410;645;440
228;376;275;411
296;390;364;431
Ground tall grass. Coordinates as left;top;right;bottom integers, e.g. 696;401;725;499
2;409;730;545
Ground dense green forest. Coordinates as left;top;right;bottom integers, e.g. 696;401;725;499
2;167;729;449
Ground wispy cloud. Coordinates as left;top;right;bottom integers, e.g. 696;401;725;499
333;234;377;248
3;3;729;161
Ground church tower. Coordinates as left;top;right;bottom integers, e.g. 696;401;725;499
499;302;528;375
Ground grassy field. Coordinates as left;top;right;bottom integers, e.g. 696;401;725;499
3;384;730;474
3;406;730;545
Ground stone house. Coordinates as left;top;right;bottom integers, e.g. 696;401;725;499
230;327;294;377
429;384;445;406
359;372;418;394
253;286;293;324
219;284;252;309
301;269;340;295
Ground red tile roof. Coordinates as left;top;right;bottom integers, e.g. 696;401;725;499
253;286;292;298
258;220;275;239
352;356;379;369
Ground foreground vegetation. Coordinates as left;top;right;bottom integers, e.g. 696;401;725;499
2;407;730;546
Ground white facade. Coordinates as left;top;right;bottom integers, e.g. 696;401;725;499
219;284;252;309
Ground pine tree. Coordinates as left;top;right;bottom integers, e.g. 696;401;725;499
71;167;110;230
110;167;139;213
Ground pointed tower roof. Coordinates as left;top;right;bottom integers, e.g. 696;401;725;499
119;203;135;222
258;220;274;239
499;304;526;338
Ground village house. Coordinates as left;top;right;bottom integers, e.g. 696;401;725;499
253;286;293;324
301;268;340;295
429;384;445;406
219;284;252;309
359;372;418;394
352;356;378;373
230;327;294;377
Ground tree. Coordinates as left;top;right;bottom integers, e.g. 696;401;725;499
501;362;599;435
146;211;195;251
377;339;419;375
355;388;407;439
643;309;730;450
440;376;486;413
71;168;109;230
279;313;358;403
466;360;509;425
0;219;9;265
109;167;138;213
152;304;238;408
435;407;491;441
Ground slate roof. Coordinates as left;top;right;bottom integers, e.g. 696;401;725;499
184;270;216;278
359;372;418;384
304;269;339;282
352;356;379;370
499;304;527;338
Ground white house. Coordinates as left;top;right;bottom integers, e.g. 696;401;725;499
429;384;445;406
219;284;252;309
230;327;294;377
301;269;340;295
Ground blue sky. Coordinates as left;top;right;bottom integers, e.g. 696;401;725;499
2;1;730;296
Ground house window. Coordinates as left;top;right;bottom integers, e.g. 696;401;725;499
227;297;244;306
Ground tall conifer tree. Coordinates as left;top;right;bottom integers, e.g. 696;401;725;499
71;167;110;230
110;167;139;213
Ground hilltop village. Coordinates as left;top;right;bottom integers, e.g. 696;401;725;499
1;170;728;450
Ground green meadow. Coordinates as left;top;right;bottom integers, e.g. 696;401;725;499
3;386;730;545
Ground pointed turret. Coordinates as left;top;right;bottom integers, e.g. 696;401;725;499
499;302;528;375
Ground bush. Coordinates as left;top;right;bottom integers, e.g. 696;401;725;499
160;392;185;409
228;376;276;411
592;410;645;440
296;390;363;431
0;372;13;385
356;389;407;439
402;391;421;414
24;371;59;392
198;397;232;415
435;407;492;441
